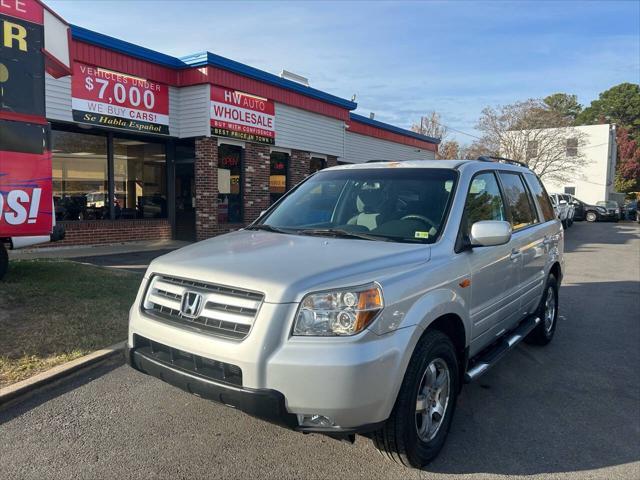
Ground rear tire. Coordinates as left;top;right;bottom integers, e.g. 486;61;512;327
526;274;558;345
372;330;459;469
0;243;8;281
585;211;597;222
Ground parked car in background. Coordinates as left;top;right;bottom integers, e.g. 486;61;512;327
596;201;621;221
550;194;571;228
571;198;616;222
622;200;638;221
126;158;564;469
557;194;575;227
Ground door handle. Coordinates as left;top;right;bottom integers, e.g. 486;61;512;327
510;248;522;261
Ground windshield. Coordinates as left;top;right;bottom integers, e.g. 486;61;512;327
257;168;457;244
596;201;617;208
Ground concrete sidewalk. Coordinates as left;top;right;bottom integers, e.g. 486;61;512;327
8;239;190;260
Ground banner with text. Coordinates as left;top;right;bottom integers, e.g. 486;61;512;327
211;86;275;144
0;0;45;121
0;149;53;237
72;63;170;135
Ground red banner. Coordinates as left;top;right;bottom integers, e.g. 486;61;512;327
0;0;43;25
0;150;53;236
72;62;170;135
210;86;275;144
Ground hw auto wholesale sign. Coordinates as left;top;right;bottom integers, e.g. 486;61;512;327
0;0;53;236
211;86;275;144
72;62;170;135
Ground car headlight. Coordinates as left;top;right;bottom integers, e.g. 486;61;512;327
597;207;607;214
293;284;384;336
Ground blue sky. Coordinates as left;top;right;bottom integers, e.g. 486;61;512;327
47;0;639;143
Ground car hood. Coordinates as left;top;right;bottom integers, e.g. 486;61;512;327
148;230;430;303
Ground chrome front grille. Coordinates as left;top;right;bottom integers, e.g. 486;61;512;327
143;275;264;340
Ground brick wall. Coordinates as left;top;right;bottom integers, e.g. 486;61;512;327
193;139;339;242
194;139;272;240
54;219;171;246
194;137;219;241
243;143;271;224
290;149;311;187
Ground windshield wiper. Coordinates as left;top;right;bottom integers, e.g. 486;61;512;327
245;224;292;234
297;228;392;242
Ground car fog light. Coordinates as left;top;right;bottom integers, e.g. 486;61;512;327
298;414;337;428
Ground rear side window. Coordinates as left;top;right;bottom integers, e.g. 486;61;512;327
462;172;506;236
498;172;538;230
524;173;556;222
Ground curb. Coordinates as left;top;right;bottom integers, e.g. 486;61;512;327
0;341;126;407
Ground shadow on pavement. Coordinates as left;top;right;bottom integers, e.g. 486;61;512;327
426;277;639;476
70;248;178;274
0;357;124;425
564;220;638;252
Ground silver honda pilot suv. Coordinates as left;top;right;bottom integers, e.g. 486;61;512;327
127;158;564;469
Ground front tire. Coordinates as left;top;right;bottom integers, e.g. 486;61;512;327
0;243;8;281
586;211;597;222
526;274;559;345
373;330;459;469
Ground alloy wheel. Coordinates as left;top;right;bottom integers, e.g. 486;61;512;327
544;286;556;333
415;358;450;442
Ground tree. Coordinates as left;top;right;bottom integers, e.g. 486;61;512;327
473;99;589;183
437;140;460;160
543;93;582;123
614;127;640;193
411;111;447;140
576;83;640;142
460;140;493;160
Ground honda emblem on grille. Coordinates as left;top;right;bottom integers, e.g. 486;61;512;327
181;291;203;318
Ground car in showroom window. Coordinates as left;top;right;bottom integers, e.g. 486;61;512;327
255;167;458;244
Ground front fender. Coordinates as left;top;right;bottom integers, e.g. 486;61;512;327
371;287;469;336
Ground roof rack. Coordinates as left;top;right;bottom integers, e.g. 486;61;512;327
477;156;528;168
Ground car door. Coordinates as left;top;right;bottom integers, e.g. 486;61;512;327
462;171;521;356
497;171;547;329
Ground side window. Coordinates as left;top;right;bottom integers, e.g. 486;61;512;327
524;173;556;222
498;172;538;230
462;172;506;236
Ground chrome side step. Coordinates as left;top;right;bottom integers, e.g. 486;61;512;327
464;316;541;383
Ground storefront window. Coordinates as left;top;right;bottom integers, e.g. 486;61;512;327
218;144;243;223
52;130;109;221
113;139;167;219
310;157;326;174
270;152;289;204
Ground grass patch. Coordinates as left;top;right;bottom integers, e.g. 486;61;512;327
0;259;143;387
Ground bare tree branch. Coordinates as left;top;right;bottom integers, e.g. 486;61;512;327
411;111;447;140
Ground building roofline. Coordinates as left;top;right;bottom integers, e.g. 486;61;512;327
70;25;357;111
349;113;441;145
180;52;357;110
70;25;185;68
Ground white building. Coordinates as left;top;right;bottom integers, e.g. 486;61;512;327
506;124;618;205
542;124;617;204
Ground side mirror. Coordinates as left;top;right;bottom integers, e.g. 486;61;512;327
469;221;512;247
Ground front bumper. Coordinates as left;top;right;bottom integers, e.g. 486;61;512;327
126;340;298;429
125;336;387;434
127;300;414;432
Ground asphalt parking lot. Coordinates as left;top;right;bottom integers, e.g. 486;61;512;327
1;221;639;480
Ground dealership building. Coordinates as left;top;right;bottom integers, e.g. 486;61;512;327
43;25;439;245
